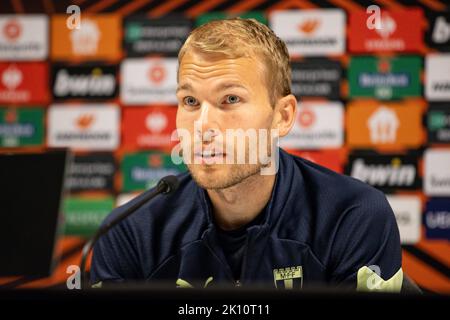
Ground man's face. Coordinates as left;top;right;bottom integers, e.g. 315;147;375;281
176;49;276;190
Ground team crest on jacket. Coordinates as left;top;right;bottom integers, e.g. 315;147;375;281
273;266;303;289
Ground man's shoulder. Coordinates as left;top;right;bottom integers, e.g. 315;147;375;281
285;152;398;267
289;152;386;205
286;151;393;230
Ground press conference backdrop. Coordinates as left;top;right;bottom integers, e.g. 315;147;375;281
0;0;449;293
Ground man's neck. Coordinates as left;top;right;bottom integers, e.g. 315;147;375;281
207;173;276;231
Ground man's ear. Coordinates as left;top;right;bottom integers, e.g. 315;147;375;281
273;94;297;138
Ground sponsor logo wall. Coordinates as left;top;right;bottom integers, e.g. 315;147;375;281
348;8;424;53
47;104;120;150
123;16;191;57
427;103;450;143
346;101;424;149
348;56;421;100
271;9;345;57
0;15;48;60
51;15;121;61
346;153;421;192
387;195;422;245
426;12;450;52
122;151;186;192
425;54;450;101
121;57;178;105
122;106;177;149
291;58;341;100
425;199;450;240
1;1;449;293
281;101;343;149
0;107;44;147
424;149;450;196
66;153;115;193
52;65;118;100
0;62;49;104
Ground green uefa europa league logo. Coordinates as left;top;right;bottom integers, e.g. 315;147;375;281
429;112;446;131
126;23;142;41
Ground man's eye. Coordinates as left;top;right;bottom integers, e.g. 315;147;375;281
183;96;198;106
224;95;240;104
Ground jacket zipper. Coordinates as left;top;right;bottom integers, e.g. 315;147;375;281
203;235;237;285
204;226;259;288
236;236;250;287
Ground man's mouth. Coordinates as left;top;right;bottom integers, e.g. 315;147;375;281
193;150;226;164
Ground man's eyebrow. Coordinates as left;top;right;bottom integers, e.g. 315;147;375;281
176;83;193;93
213;83;248;92
176;82;249;94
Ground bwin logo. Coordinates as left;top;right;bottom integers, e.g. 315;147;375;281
54;68;116;97
351;158;416;187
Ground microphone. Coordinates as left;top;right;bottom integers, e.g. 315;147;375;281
79;175;180;288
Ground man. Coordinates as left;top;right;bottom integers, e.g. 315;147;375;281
91;18;403;291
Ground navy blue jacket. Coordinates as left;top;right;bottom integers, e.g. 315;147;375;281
91;149;402;290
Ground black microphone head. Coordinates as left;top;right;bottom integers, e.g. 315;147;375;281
157;175;180;194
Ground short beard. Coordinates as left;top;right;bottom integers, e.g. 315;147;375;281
188;163;262;190
184;126;276;190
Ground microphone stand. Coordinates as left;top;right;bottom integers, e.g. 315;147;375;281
79;176;179;289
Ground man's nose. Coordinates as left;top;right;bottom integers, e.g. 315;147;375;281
195;101;220;142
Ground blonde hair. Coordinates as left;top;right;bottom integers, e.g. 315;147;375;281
178;18;291;106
